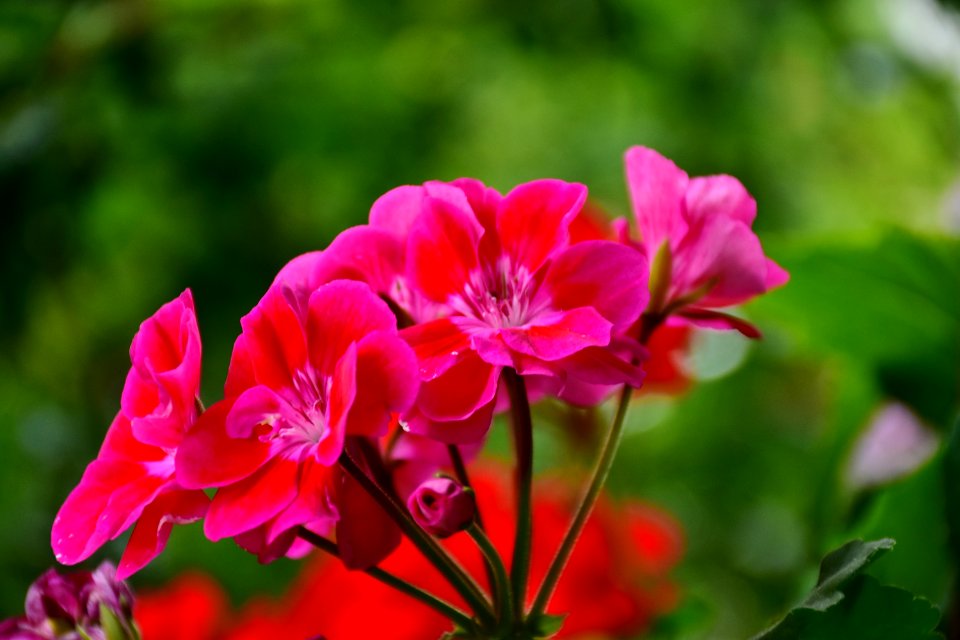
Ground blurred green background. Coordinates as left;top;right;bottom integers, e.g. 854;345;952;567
1;0;958;637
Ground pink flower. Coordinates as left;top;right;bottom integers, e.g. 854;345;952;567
52;290;208;579
356;178;649;442
624;147;788;333
175;280;419;569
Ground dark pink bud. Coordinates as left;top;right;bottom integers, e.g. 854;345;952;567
407;477;475;538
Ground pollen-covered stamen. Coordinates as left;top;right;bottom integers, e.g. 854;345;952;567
451;258;549;328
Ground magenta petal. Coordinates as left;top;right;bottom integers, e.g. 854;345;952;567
264;458;335;544
347;331;419;437
52;457;166;565
176;399;271;489
679;308;762;338
685;175;757;225
306;280;397;373
98;411;166;463
116;489;209;579
369;185;426;237
312;226;405;294
450;178;503;263
274;251;325;291
204;457;299;541
624;146;689;251
501;308;612;361
317;344;356;466
334;466;401;570
226;385;286;438
405;399;496;445
224;335;257;398
543;240;650;331
407;196;482;302
401;318;472;380
765;258;790;289
416;352;499;422
496;179;587;274
240;286;307;391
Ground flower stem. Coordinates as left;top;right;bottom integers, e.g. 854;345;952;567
297;527;477;633
503;368;533;623
529;313;661;619
338;451;497;629
467;524;513;634
448;445;484;530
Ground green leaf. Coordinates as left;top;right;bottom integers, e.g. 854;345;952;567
529;613;567;638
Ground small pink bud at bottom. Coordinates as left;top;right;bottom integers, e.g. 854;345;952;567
407;476;475;538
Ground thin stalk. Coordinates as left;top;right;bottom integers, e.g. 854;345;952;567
504;368;534;623
529;313;661;619
448;445;484;530
338;451;497;629
297;527;477;632
467;524;513;635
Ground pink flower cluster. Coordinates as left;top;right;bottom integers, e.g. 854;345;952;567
51;147;785;608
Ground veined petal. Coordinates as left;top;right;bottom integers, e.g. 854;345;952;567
240;286;307;391
624;146;689;250
501;308;612;362
117;489;209;580
204;457;299;541
407;196;482;303
226;385;287;438
415;352;499;422
176;399;271;489
450;178;503;264
685;175;757;226
497;179;587;274
264;457;336;545
319;344;356;466
347;331;419;438
400;318;471;380
543;240;650;331
306;280;397;374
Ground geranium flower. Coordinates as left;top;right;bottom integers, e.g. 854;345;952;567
175;280;419;568
624;146;788;333
358;179;649;442
52;291;208;579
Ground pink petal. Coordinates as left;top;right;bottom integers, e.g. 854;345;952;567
416;352;499;422
496;179;587;274
204;457;300;541
52;457;167;565
404;399;496;445
400;318;472;380
346;331;419;438
672;215;768;307
117;489;209;579
318;343;356;466
334;466;401;570
678;308;762;338
312;226;405;294
450;178;503;264
560;343;647;387
407;196;482;302
370;182;472;237
685;175;757;226
624;146;689;251
224;335;257;397
306;280;397;374
543;240;650;331
176;399;271;489
264;457;336;544
501;308;612;361
98;411;166;463
273;251;325;292
240;286;307;391
765;258;790;289
226;385;287;438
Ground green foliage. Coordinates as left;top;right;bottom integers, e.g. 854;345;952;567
753;539;942;640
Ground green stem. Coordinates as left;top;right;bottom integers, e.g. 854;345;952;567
297;527;477;632
504;368;533;623
448;444;484;530
467;524;513;634
529;313;661;620
338;451;497;629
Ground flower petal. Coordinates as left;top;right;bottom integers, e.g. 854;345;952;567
176;399;271;489
407;195;482;303
346;331;419;438
306;280;397;374
543;240;649;331
117;489;209;579
415;352;498;422
496;179;587;274
685;175;757;226
204;457;300;541
240;286;307;391
624;146;689;251
502;308;612;362
334;466;402;570
400;318;472;381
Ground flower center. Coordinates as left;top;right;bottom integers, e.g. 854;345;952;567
451;258;546;329
271;368;332;461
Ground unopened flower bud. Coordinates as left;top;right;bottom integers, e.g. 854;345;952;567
407;477;475;538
